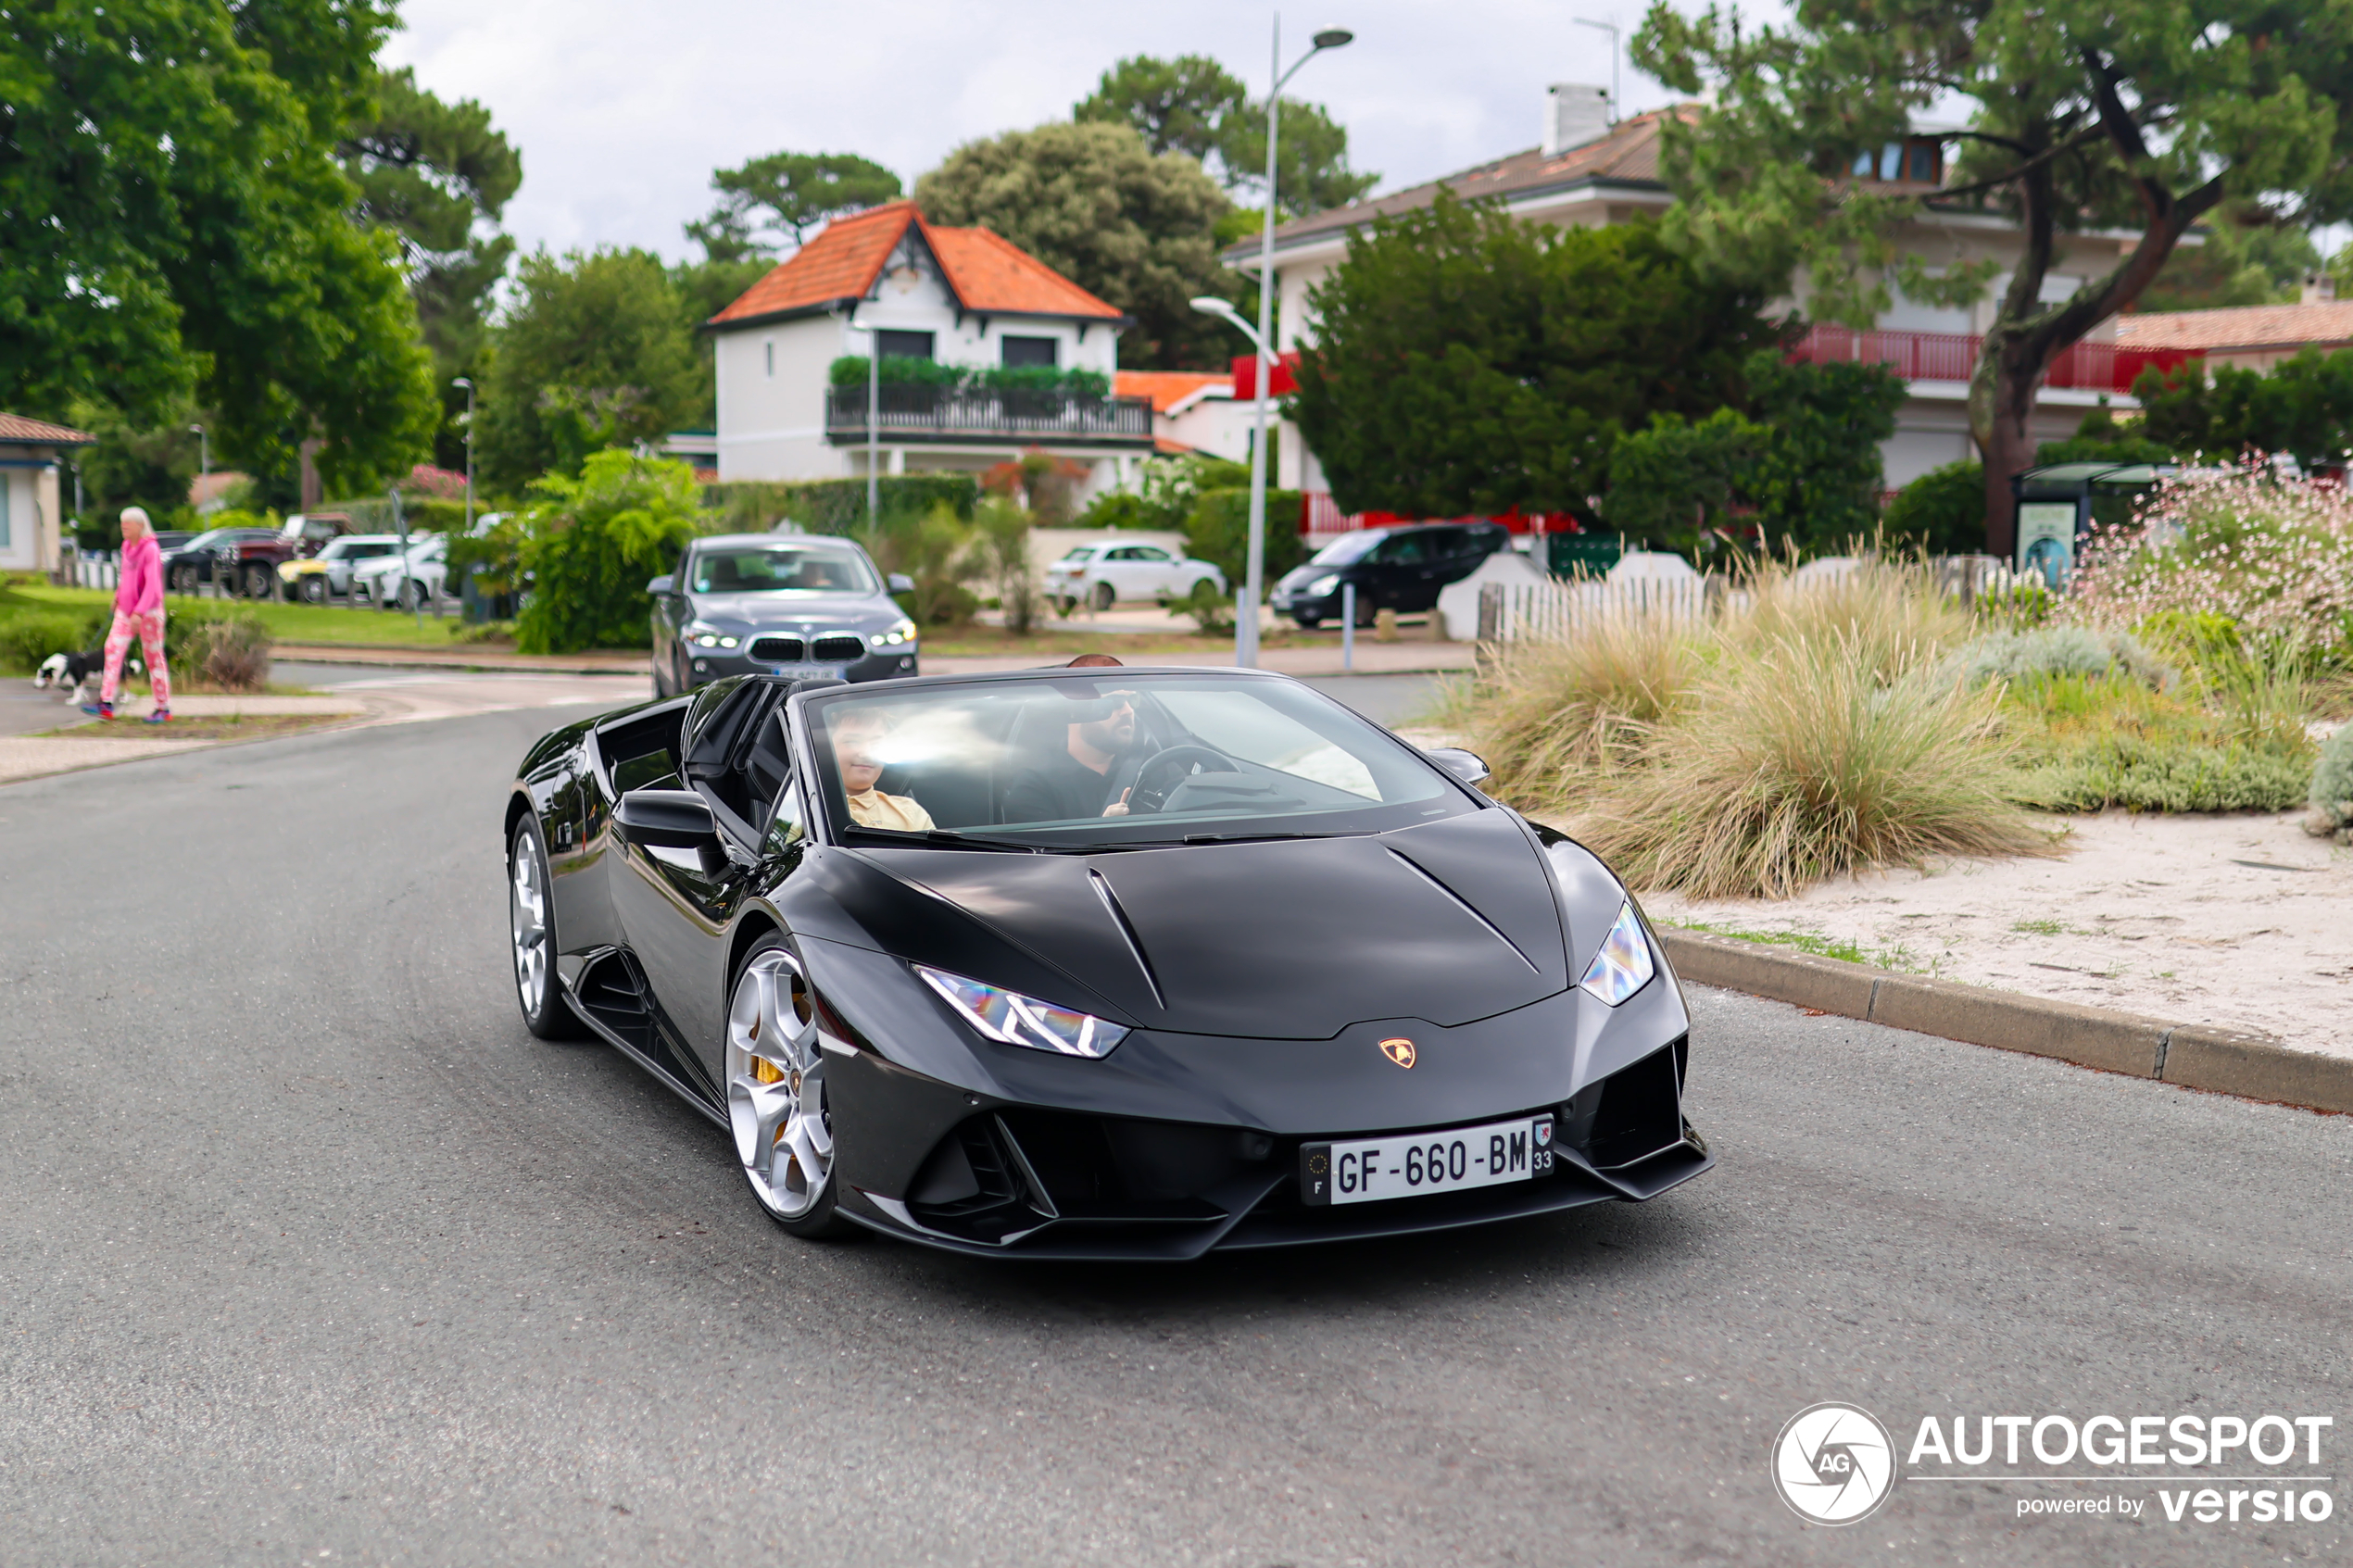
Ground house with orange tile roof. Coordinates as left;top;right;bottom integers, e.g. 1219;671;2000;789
706;200;1154;493
1223;86;2162;528
1111;370;1257;462
2115;283;2353;373
0;412;95;576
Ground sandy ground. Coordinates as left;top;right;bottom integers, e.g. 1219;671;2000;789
1641;809;2353;1059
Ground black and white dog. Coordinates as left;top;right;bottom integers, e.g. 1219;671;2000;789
32;649;141;707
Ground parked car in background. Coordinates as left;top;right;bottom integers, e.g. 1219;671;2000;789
648;533;917;696
1270;522;1512;628
353;534;448;610
162;526;279;596
1045;541;1227;612
216;513;358;598
149;531;197;555
278;533;406;603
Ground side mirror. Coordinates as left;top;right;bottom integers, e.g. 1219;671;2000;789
887;572;915;595
617;788;720;854
1423;747;1492;787
646;574;674;596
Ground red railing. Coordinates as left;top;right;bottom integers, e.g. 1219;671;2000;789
1788;324;2201;394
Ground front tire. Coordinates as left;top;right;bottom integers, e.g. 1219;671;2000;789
1090;581;1115;612
298;576;329;605
725;936;851;1238
510;816;587;1040
243;563;277;600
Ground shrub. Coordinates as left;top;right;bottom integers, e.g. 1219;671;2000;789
2070;467;2353;650
1997;671;2317;812
1563;633;2056;898
2027;734;2315;813
965;496;1039;635
703;475;978;535
0;609;108;673
2309;722;2353;842
1458;610;1705;793
1170;579;1235;635
1185;487;1304;596
1728;555;1973;684
173;613;273;693
1881;460;1985;556
862;502;975;629
515;452;706;654
1943;627;2170;688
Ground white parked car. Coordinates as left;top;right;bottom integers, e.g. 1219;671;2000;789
353;534;448;610
277;533;406;603
1046;541;1227;612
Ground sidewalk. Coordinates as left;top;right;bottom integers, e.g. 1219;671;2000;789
924;641;1475;676
274;643;650;676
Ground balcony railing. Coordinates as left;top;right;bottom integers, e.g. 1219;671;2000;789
1788;324;2202;395
824;385;1154;446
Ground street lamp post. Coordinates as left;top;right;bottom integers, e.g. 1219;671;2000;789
452;378;476;533
1196;19;1353;669
190;424;208;480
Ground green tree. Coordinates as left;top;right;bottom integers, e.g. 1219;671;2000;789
476;248;702;491
2135;347;2353;467
1633;0;2353;558
70;407;205;543
1741;356;1906;549
1602;408;1769;545
1289;195;1782;519
686;151;902;262
2141;211;2321;313
513;451;706;654
340;65;524;470
2;0;436;494
1076;53;1377;217
1882;460;1990;556
914;121;1240;370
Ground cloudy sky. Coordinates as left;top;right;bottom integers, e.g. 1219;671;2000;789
383;0;1703;264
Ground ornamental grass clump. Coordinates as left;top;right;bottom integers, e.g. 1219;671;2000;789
1456;609;1705;800
1562;630;2056;899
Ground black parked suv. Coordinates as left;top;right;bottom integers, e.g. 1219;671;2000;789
161;526;280;596
1270;521;1510;627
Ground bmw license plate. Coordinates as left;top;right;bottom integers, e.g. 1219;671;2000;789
1300;1115;1554;1206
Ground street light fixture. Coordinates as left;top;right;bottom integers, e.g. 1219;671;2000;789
451;377;476;534
189;423;208;480
1205;17;1353;669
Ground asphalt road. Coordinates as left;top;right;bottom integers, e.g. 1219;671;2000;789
3;703;2347;1568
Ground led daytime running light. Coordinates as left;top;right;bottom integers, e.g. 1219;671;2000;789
916;965;1129;1059
1579;901;1655;1007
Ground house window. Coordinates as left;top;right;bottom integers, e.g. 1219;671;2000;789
764;340;774;377
1854;139;1942;184
1000;335;1059;369
876;330;935;361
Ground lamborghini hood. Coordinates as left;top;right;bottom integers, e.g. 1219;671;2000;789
849;809;1572;1039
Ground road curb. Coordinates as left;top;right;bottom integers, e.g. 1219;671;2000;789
1657;928;2353;1114
273;644;650;677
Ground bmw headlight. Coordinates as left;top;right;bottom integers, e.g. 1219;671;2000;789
916;966;1129;1059
1304;573;1341;596
871;616;918;648
684;621;739;649
1579;901;1655;1007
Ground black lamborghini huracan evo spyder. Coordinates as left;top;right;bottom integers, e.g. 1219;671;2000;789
505;666;1711;1259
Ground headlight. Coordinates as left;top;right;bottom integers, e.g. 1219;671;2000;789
1579;901;1655;1007
684;621;737;649
870;616;918;648
916;965;1129;1059
1304;574;1341;596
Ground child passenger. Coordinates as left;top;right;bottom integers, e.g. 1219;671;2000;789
831;707;934;831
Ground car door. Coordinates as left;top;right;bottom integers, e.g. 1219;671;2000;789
1127;545;1179;598
607;687;779;1087
1365;531;1429;609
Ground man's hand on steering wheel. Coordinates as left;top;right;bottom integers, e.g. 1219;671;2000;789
1126;744;1237;813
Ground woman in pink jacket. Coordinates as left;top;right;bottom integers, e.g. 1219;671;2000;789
85;507;172;723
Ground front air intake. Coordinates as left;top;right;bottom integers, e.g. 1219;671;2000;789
812;633;866;663
747;635;804;663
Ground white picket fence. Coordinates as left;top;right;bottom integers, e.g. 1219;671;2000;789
70;550;120;590
1476;555;2030;645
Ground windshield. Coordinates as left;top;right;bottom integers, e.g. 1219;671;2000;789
1307;532;1384;565
181;529;232;551
806;673;1470;849
692;545;877;596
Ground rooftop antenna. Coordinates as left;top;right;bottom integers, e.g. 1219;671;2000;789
1574;16;1620;122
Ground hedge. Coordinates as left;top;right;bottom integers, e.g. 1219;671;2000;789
703;475;981;536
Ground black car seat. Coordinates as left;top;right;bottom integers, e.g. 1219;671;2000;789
991;698;1079;823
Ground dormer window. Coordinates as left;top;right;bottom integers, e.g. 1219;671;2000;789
1853;138;1944;185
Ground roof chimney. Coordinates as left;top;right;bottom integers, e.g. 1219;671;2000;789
1542;83;1613;157
2304;270;2337;305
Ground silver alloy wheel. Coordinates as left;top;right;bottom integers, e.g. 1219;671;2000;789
510;833;549;1015
726;947;832;1219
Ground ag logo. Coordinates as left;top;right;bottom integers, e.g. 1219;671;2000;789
1771;1402;1896;1524
1378;1036;1416;1069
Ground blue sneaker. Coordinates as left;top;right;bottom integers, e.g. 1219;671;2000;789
143;709;171;725
81;701;115;721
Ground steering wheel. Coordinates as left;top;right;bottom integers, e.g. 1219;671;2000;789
1126;745;1238;814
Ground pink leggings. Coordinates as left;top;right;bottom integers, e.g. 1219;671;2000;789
101;609;171;709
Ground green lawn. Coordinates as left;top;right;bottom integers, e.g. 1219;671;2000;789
16;585;486;648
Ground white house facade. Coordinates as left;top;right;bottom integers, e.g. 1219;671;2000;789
1227;91;2177;527
709;202;1153;495
0;413;94;576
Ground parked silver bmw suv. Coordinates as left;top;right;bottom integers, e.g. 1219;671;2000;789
648;533;918;696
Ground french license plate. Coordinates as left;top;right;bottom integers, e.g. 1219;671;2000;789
1300;1115;1554;1206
